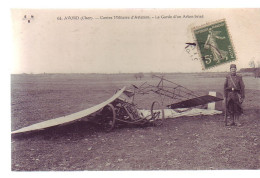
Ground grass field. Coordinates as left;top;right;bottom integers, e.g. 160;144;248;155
11;73;260;170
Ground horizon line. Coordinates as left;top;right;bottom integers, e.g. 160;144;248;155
11;71;235;75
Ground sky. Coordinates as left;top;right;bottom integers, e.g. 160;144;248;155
11;8;260;74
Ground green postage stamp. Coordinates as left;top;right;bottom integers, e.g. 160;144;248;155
193;19;236;69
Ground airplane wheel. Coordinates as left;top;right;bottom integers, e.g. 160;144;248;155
102;104;116;132
151;101;164;126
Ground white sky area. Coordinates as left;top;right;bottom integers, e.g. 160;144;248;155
11;9;260;74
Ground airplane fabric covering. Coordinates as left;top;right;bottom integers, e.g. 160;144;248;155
167;95;223;109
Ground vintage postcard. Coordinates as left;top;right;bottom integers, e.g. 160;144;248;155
11;9;260;171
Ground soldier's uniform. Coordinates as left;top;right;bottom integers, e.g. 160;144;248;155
224;64;245;125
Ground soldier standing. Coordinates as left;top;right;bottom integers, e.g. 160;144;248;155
224;64;245;126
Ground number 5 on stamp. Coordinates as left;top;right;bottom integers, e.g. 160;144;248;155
193;19;236;69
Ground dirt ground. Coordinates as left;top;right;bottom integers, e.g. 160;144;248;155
11;73;260;170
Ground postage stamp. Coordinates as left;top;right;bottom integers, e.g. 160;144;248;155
193;19;236;69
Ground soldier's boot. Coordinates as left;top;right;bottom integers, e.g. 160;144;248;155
230;114;236;126
236;115;242;127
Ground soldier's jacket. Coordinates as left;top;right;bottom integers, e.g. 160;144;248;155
224;73;245;102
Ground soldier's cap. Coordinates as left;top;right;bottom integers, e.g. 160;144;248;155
230;64;236;69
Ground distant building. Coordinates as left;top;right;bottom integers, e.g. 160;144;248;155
239;68;260;78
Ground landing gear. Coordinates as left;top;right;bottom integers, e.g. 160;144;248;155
151;101;164;126
101;104;116;132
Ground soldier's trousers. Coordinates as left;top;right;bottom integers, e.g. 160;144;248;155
227;99;243;116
